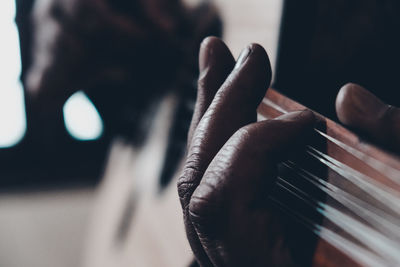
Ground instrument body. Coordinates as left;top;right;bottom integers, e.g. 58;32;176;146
259;89;400;267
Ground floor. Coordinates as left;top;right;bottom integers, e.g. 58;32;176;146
0;1;283;266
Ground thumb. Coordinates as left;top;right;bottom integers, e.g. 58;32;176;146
336;83;400;152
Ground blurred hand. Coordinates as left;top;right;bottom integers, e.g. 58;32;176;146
25;0;221;139
178;37;316;266
26;0;221;103
336;83;400;153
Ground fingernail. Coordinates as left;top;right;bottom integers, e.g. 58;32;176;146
277;110;315;122
234;46;251;70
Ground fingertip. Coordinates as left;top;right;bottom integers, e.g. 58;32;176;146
302;109;317;122
335;83;361;126
336;83;400;151
335;83;387;127
247;43;270;63
276;110;316;127
196;36;235;106
199;36;234;73
268;110;317;148
227;43;272;105
245;43;272;81
200;36;221;48
335;83;400;150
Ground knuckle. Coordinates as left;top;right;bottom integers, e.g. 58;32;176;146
188;185;219;223
177;176;193;203
197;74;208;90
230;122;281;157
177;175;195;201
177;160;204;203
232;124;259;146
188;196;209;219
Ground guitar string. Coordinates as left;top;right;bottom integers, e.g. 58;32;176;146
272;152;400;264
273;179;400;265
278;141;400;224
315;129;400;184
256;100;400;263
307;147;400;213
270;192;389;267
271;137;400;262
282;161;400;240
269;194;388;267
321;203;400;263
261;100;400;222
260;99;400;216
276;172;400;255
260;98;400;179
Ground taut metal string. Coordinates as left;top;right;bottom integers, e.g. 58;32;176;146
260;97;400;266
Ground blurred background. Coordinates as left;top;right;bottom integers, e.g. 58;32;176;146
0;0;283;266
3;0;399;266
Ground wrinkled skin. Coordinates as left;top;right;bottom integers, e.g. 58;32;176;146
179;37;400;266
178;37;316;267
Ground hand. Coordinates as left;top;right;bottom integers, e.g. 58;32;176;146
25;0;221;138
27;0;206;100
178;37;316;266
336;83;400;153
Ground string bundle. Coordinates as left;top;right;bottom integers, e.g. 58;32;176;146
258;89;400;267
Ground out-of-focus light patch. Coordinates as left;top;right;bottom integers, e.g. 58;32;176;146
63;91;104;141
0;0;27;148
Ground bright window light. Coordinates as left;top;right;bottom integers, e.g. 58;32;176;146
63;91;104;141
0;0;27;148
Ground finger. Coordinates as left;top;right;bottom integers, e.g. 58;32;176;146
188;37;236;144
189;111;315;266
336;83;400;152
180;43;272;200
178;43;272;266
179;43;272;212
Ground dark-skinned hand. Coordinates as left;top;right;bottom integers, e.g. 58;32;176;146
22;0;222;141
179;37;400;267
178;37;316;267
27;0;219;102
